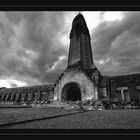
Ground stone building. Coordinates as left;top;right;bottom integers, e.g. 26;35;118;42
53;14;102;102
53;13;140;105
0;13;140;105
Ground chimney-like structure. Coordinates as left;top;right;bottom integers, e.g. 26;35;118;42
67;14;95;70
54;13;101;102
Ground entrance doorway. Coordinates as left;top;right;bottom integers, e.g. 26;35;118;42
61;82;81;101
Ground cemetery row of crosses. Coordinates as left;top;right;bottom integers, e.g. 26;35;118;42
0;13;140;110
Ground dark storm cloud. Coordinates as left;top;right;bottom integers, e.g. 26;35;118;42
92;12;139;56
92;12;140;76
22;12;68;82
0;12;69;86
1;11;140;87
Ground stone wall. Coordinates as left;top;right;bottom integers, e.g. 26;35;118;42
0;84;54;104
108;73;140;103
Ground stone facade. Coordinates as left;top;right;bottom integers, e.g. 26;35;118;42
54;69;98;101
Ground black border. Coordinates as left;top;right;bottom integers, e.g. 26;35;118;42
0;4;140;136
0;5;140;11
0;0;140;5
0;128;140;135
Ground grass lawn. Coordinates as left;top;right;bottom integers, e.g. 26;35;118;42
0;107;140;129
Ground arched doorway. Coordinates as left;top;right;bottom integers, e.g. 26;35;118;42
61;82;81;101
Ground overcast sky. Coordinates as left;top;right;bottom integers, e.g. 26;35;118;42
0;11;140;88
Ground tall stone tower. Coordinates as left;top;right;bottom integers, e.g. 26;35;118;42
67;13;94;70
54;13;102;102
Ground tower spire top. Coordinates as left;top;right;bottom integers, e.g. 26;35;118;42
67;13;94;70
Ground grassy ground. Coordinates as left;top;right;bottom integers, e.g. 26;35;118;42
0;107;140;129
0;106;83;126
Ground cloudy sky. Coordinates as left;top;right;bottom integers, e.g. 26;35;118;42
0;11;140;88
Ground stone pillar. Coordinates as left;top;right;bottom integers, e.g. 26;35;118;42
21;93;26;101
94;85;98;100
58;80;61;100
7;94;11;101
42;92;46;101
53;87;57;101
27;93;31;101
120;89;125;101
10;93;13;101
35;93;39;101
1;94;4;101
5;94;9;101
15;93;20;101
57;83;59;101
34;93;37;101
5;94;7;101
1;94;5;101
38;92;41;101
